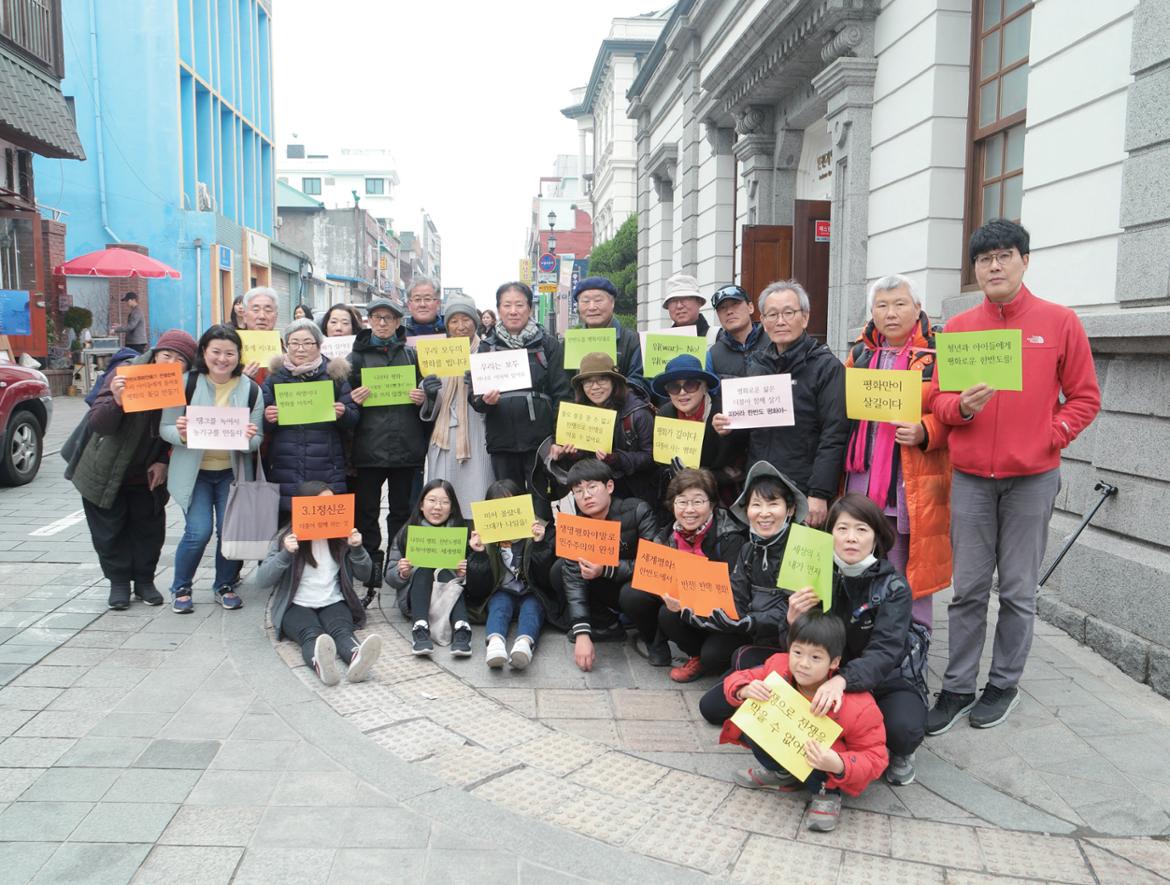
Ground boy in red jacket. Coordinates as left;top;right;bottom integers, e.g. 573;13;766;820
720;612;888;832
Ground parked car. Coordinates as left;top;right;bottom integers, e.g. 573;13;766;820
0;363;53;485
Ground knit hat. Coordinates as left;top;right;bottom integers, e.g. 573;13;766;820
662;273;705;308
367;296;404;318
571;352;626;391
152;330;197;366
572;276;619;303
444;292;479;325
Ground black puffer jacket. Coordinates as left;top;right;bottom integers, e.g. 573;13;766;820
470;327;571;454
347;328;430;469
707;323;768;379
561;497;658;637
653;507;746;565
262;357;359;509
744;332;848;500
729;530;793;648
466;534;561;627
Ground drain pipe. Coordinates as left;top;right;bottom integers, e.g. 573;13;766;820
193;238;204;335
88;0;118;243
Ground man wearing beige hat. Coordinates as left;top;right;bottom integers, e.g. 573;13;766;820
662;273;712;340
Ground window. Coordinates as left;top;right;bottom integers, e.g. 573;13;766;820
365;177;384;195
964;1;1032;276
302;177;321;195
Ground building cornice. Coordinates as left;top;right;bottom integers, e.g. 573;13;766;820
562;38;658;119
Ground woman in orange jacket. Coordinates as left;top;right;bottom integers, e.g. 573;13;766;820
844;275;952;629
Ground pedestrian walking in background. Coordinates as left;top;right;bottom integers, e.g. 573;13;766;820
113;292;148;353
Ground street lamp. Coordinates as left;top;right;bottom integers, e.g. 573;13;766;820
547;210;557;254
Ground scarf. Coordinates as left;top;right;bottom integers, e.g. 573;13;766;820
430;335;478;462
677;393;712;422
672;513;714;557
370;333;393;347
750;520;791;571
845;342;911;506
833;553;878;577
282;353;323;377
493;317;542;350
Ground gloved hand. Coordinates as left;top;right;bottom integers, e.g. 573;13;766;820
670;456;686;474
709;608;754;634
421;374;443;401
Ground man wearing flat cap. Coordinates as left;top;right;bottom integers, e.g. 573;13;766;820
572;276;646;393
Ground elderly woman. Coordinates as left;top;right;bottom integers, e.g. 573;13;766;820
844;274;952;629
319;303;364;339
261;319;359;512
421;293;494;518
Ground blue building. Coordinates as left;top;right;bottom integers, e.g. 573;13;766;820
34;0;275;339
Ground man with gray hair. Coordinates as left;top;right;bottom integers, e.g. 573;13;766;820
403;277;444;337
713;279;848;528
241;285;280;380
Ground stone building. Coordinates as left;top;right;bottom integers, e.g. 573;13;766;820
620;0;1170;696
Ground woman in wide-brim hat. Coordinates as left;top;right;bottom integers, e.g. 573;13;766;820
546;351;657;505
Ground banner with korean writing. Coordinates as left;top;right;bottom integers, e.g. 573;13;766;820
730;671;843;780
405;525;468;569
417;336;471;377
776;524;834;612
470;349;532;395
652;416;704;468
238;330;283;366
555;512;620;567
678;558;738;618
556;402;616;453
720;375;795;429
361;365;415;406
291;493;355;540
564;328;617;370
935;329;1022;391
632;539;688;598
185;405;250;451
275;380;335;425
643;333;706;377
470;495;537;544
638;325;696;365
116;363;187;412
320;335;356;361
845;368;922;423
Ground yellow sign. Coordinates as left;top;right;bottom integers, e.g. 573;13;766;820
730;672;843;780
845;368;922;423
519;259;533;284
653;416;704;468
470;494;537;544
555;402;616;453
238;330;282;366
417;336;470;377
538;283;559;293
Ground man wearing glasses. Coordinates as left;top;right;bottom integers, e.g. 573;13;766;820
403;277;445;337
925;218;1100;734
705;284;768;380
712;279;848;529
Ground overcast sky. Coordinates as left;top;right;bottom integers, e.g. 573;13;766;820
272;0;659;308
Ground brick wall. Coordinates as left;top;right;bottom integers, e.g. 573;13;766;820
103;243;151;344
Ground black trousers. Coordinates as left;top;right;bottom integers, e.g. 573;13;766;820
281;600;360;667
400;568;468;626
82;484;168;585
549;560;661;643
658;608;748;673
352;466;416;558
490;451;536;492
127;343;148;354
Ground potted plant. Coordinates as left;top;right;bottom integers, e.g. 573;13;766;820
61;307;93;362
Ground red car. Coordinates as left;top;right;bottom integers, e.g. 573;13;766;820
0;363;53;485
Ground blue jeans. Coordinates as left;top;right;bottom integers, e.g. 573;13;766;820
171;469;239;593
743;735;837;795
485;591;544;643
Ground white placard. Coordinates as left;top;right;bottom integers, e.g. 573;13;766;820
320;335;355;360
639;324;696;362
470;349;532;395
721;374;795;429
185;405;251;451
405;333;446;348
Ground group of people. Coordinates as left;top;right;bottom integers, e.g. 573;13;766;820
69;219;1100;832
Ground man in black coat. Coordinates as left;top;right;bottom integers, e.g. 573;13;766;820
706;284;768;379
713;280;848;528
572;276;647;395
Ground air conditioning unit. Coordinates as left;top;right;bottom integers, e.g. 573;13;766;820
324;177;335;186
196;181;216;211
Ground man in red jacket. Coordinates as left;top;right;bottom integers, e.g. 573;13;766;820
925;219;1100;734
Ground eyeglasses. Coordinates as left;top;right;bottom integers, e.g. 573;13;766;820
674;497;710;510
761;308;805;324
368;313;397;324
572;482;607;498
581;377;611;389
286;340;318;350
664;379;704;396
974;249;1016;269
409;296;438;304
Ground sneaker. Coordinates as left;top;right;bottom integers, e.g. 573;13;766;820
215;586;243;610
509;635;533;670
411;623;433;656
171;591;193;614
313;634;340;686
924;689;977;736
133;581;164;606
670;656;705;683
733;767;801;791
485;634;508;669
450;624;473;658
107;582;131;611
886;752;916;786
346;634;382;683
807;791;842;832
969;684;1020;729
633;634;672;667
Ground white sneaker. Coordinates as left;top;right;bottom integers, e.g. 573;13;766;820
485;634;508;669
509;635;534;670
346;634;383;683
313;634;340;686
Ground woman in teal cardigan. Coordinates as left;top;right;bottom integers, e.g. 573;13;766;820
160;324;264;614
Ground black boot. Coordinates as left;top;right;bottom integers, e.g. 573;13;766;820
364;549;384;608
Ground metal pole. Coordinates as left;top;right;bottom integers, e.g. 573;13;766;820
1039;481;1118;586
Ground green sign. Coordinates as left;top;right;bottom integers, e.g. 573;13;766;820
405;525;468;569
361;365;416;406
935;329;1023;392
644;333;706;377
275;380;335;425
564;327;618;370
776;524;834;612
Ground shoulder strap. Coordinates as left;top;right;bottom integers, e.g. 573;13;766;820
247;379;259;410
185;372;198;404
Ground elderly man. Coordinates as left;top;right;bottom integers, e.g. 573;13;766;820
706;284;767;379
925;219;1100;734
240;285;280;380
572;275;644;392
713;280;847;528
662;273;711;338
403;277;445;337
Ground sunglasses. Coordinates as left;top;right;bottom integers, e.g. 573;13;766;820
664;379;704;395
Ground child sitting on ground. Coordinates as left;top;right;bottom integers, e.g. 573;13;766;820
719;611;888;832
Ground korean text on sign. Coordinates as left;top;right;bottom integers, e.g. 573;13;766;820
417;337;470;377
678;558;738;618
470;495;537;545
555;512;620;567
632;540;688;598
238;330;283;366
291;493;355;541
320;335;355;361
720;375;795;429
563;328;617;370
185;405;250;451
844;368;922;423
935;329;1022;391
643;333;706;376
116;362;187;412
275;380;335;425
360;365;416;407
469;349;532;395
556;402;616;453
730;671;843;780
652;416;704;468
776;524;834;612
405;525;468;569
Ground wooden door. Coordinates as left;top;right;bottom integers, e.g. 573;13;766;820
792;200;831;343
740;225;792;320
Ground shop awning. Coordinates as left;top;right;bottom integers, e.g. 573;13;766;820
0;50;85;160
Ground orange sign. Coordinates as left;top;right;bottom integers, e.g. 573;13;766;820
632;540;688;598
116;362;187;412
555;511;620;567
678;558;738;619
291;493;355;541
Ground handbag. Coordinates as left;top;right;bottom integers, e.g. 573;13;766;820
61;417;92;481
220;451;280;561
427;577;465;646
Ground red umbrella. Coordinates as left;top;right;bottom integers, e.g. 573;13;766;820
54;247;181;279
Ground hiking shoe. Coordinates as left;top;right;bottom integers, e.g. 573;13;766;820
346;634;382;683
134;581;164;606
925;689;977;735
969;684;1020;729
171;591;193;614
886;752;916;786
450;625;473;657
313;634;340;686
807;791;842;832
509;635;533;670
733;767;801;791
411;623;433;656
671;656;705;683
591;619;626;642
215;586;243;610
107;582;131;611
485;634;508;668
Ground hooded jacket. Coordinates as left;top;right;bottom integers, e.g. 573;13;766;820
706;322;767;380
346;328;430;469
466;534;561;626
